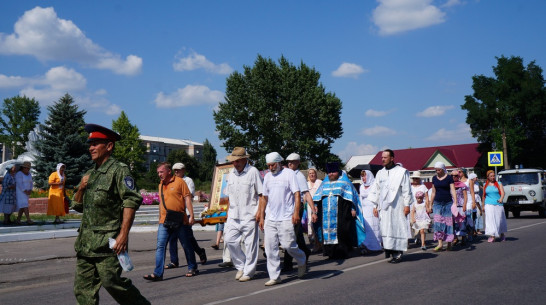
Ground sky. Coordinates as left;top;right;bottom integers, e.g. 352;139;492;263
1;0;545;163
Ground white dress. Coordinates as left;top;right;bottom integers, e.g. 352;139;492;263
409;184;428;237
412;201;431;230
15;171;32;209
359;185;382;251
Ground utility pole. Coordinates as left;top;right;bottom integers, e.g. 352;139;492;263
502;127;509;169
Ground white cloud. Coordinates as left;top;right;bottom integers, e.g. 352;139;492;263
154;85;224;108
416;105;454;117
443;0;462;8
338;141;380;162
0;6;142;75
372;0;446;36
173;50;233;74
2;66;120;115
362;125;397;136
426;123;473;142
365;109;389;117
332;62;367;78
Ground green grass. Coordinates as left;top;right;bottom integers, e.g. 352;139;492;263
1;213;82;224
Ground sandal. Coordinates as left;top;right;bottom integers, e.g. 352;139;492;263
143;274;163;281
433;245;444;252
185;269;199;277
164;263;178;269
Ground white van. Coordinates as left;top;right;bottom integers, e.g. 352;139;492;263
498;168;546;218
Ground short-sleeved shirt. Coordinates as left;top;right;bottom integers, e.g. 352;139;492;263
263;168;299;221
159;176;191;224
433;175;454;202
183;176;195;197
224;163;263;221
73;158;142;257
293;169;309;193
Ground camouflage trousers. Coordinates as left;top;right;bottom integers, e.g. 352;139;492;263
74;255;150;305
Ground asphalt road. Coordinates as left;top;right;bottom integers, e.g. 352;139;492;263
1;212;545;305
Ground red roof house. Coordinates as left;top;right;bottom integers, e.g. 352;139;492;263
369;143;482;180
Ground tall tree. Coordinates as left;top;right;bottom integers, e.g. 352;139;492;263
199;139;217;181
462;56;546;168
214;55;343;170
34;94;90;189
111;111;146;180
0;95;41;158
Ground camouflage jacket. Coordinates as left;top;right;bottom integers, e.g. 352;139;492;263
72;158;142;257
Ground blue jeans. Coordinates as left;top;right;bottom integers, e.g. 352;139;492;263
154;224;197;277
167;225;203;264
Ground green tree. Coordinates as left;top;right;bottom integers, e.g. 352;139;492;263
34;94;90;189
0;95;41;158
111;111;146;180
462;56;546;168
213;55;343;170
199;139;217;181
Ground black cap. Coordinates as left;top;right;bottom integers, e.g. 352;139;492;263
325;162;341;173
84;124;121;142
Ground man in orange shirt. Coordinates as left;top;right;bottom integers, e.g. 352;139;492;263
143;162;198;281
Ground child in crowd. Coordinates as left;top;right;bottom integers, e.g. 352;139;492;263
411;191;431;250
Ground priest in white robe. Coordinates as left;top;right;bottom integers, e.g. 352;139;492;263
368;149;413;263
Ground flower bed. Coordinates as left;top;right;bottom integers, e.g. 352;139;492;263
140;191;159;205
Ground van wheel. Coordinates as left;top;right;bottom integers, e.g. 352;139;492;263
512;210;520;218
539;208;546;218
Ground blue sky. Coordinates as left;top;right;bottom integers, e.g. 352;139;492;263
1;1;545;163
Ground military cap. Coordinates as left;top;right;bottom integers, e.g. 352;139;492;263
325;162;341;173
84;124;122;142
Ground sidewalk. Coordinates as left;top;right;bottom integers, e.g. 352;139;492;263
0;204;215;243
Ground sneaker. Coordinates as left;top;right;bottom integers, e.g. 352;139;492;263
235;270;243;280
298;263;307;278
198;249;207;265
500;234;506;242
265;278;281;286
421;246;427;251
239;275;252;282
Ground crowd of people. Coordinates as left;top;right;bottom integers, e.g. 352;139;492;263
0;161;69;225
0;122;511;303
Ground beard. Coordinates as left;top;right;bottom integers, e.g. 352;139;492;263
270;163;281;175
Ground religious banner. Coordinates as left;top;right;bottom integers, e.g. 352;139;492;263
198;162;232;225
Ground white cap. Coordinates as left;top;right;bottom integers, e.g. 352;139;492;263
286;153;300;161
173;163;185;170
266;152;283;164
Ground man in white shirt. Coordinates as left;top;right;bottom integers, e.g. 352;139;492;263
283;153;317;271
223;147;263;282
259;152;307;286
165;163;207;270
368;149;412;264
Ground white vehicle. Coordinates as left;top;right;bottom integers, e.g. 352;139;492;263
498;168;546;218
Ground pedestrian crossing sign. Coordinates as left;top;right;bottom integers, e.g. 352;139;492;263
488;151;503;167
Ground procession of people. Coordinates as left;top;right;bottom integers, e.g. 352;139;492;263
0;125;510;303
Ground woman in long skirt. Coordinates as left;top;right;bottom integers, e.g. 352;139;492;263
482;170;507;242
430;162;457;251
359;170;382;253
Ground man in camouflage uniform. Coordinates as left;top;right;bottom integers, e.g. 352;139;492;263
72;124;150;305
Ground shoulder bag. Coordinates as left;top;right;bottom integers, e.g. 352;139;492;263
161;184;189;229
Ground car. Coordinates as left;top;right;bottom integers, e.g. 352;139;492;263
498;168;546;218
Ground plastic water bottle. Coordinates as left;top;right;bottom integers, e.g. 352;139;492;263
108;238;134;271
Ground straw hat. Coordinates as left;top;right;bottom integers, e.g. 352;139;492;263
226;147;250;161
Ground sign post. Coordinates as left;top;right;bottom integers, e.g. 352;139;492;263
488;151;504;176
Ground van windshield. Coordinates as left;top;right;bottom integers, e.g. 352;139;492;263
499;173;539;185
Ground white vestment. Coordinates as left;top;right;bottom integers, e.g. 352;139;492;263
368;165;413;251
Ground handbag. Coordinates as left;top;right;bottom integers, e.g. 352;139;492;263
64;197;70;214
161;184;189;229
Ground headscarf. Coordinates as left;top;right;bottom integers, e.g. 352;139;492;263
451;169;466;189
360;170;375;187
468;173;477;180
486;170;495;180
56;163;66;183
415;191;425;199
265;152;283;164
434;161;447;176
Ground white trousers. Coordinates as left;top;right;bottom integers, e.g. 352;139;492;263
224;218;259;277
264;219;306;280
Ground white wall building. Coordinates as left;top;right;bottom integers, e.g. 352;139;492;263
140;135;203;170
